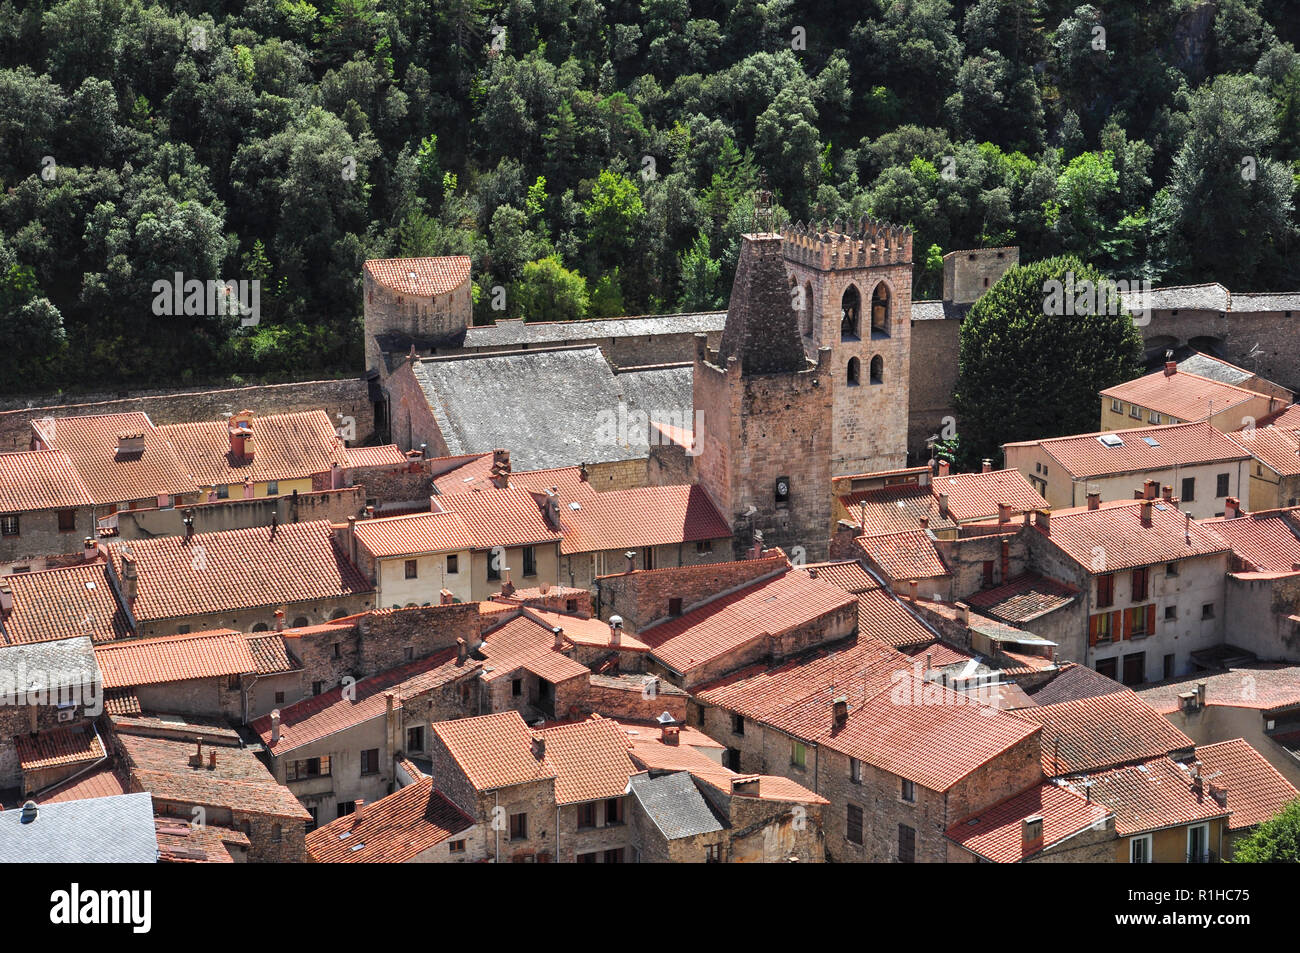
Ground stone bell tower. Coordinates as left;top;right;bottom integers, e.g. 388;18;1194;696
693;228;834;563
782;218;913;476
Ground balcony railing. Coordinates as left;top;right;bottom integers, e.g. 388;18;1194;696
1186;849;1218;864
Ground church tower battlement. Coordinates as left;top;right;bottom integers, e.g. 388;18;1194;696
781;218;913;476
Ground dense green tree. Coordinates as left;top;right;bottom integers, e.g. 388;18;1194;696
1231;798;1300;862
952;256;1145;465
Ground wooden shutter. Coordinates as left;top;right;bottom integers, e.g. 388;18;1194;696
1146;604;1156;635
1122;608;1133;641
1089;614;1099;646
1112;610;1122;641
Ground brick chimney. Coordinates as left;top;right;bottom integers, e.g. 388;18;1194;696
997;502;1011;525
84;537;98;560
115;430;145;457
120;551;138;607
1086;490;1100;510
227;411;254;460
1143;479;1159;500
938;492;950;519
1035;509;1051;533
1164;361;1177;376
530;733;546;760
832;696;849;727
208;748;217;769
552;626;565;650
189;737;204;768
938;460;951;477
1224;497;1240;519
490;449;511;489
440;589;454;605
624;550;637;573
1140;500;1153;527
609;615;623;647
542;487;561;529
982;459;993;474
1162;484;1173;501
1021;815;1044;854
270;709;281;745
662;724;681;746
456;637;467;665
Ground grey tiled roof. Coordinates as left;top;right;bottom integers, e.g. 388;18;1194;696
1028;664;1130;707
1119;283;1230;313
910;300;965;321
413;346;692;471
1230;292;1300;314
0;636;100;694
1176;352;1253;386
0;792;157;862
629;771;724;840
463;312;726;347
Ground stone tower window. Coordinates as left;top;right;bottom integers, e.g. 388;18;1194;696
841;285;861;340
803;281;814;337
871;283;890;337
870;355;884;384
847;357;861;387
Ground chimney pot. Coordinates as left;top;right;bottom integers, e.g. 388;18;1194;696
274;609;285;632
982;459;993;474
1140;500;1153;527
208;748;217;769
456;637;467;665
270;709;281;745
997;502;1011;524
552;626;565;650
20;800;37;823
1165;361;1177;376
938;460;951;477
1162;484;1173;501
1086;490;1100;510
1224;497;1240;519
1022;814;1044;853
624;550;637;573
531;733;546;759
1144;479;1158;500
938;491;950;519
832;696;849;726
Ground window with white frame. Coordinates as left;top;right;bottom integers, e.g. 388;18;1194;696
1129;834;1152;863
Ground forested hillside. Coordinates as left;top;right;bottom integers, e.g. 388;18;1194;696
1;0;1297;394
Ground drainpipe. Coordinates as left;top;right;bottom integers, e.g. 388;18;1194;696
556;804;561;863
494;791;500;864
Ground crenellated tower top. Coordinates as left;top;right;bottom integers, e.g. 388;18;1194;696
781;217;913;271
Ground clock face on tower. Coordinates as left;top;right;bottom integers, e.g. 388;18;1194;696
775;476;791;503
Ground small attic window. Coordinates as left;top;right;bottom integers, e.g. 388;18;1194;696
1097;434;1124;448
1142;436;1160;447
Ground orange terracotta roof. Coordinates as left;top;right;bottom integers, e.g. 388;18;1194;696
1138;665;1300;714
35;761;127;803
966;573;1080;623
1013;692;1194;776
105;519;372;623
1101;367;1265;421
1193;739;1299;830
158;410;348;487
365;256;471;297
246;633;297;675
1231;426;1300;476
0;449;94;512
947;781;1112;862
696;635;1039;792
33;413;195;504
16;723;105;771
345;444;409;468
1009;421;1250;478
252;646;478;754
155;817;248;862
1067;757;1230;837
841;483;957;535
103;687;142;716
116;732;310;819
541;718;640;805
431;711;558;792
1202;509;1300;572
854;586;937;648
1035;499;1229;572
305;779;473;862
479;614;590;684
521;607;651;652
434;488;563;549
352;511;477;559
507;465;594;499
2;561;131;645
802;561;879;594
856;530;951;579
1255;403;1300;430
94;629;255;688
430;453;500;495
639;569;856;676
932;469;1048;522
558;484;731;554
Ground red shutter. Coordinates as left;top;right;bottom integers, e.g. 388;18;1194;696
1089;614;1099;646
1121;608;1132;641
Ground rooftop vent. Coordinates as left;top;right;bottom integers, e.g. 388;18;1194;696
1097;434;1124;448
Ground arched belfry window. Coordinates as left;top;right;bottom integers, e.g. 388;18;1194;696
870;355;884;384
871;283;890;337
803;281;814;337
841;285;861;340
847;357;861;386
